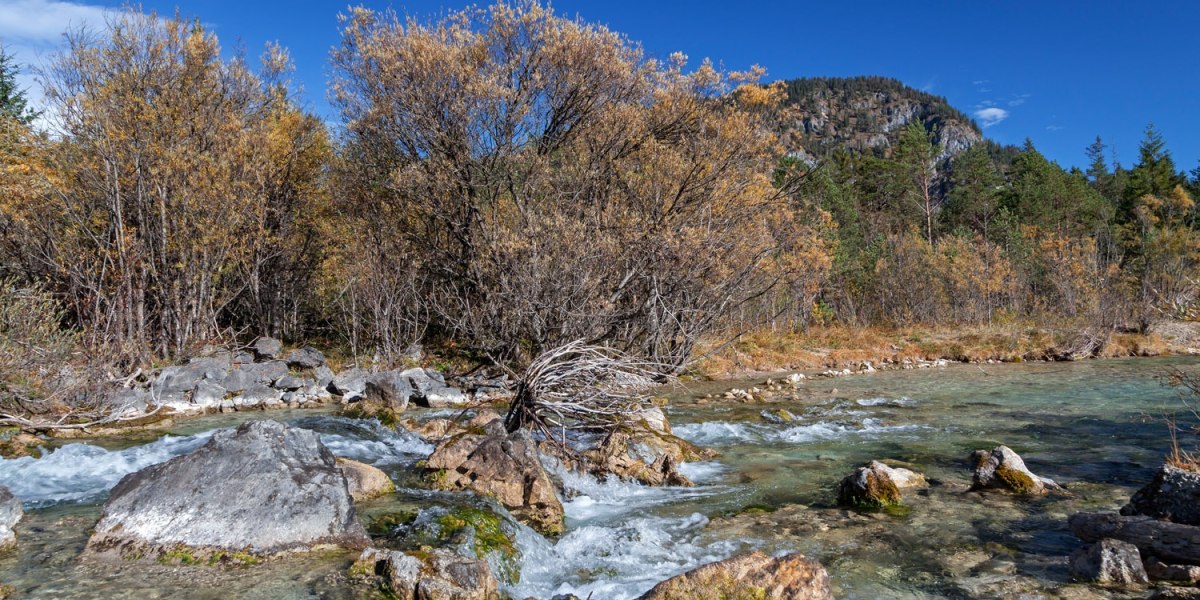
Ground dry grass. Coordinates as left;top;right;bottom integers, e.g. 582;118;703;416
692;322;1180;379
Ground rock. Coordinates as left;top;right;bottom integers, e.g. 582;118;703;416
313;365;335;387
970;445;1060;495
1069;512;1200;566
425;429;564;536
331;368;369;398
285;346;325;369
351;546;498;600
1146;557;1200;583
234;385;281;408
837;460;926;508
151;360;227;405
337;458;395;502
85;420;370;561
636;406;671;434
1069;538;1149;584
1152;587;1200;599
191;381;227;410
222;360;289;393
364;371;414;410
1121;465;1200;526
273;375;308;391
422;385;470;408
578;430;705;487
0;487;21;551
252;337;283;360
636;551;834;600
761;409;797;424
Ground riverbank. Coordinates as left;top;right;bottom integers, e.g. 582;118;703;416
692;320;1200;379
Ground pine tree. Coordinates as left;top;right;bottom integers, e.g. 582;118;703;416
0;46;36;125
1127;123;1181;202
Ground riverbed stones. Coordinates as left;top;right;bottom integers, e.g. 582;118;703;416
351;546;499;600
363;371;415;410
85;420;370;562
1120;465;1200;526
635;551;834;600
837;461;926;508
1145;557;1200;583
284;346;325;369
1069;538;1149;585
1069;512;1200;566
331;368;369;398
970;445;1060;495
337;458;395;502
425;427;564;536
0;487;21;551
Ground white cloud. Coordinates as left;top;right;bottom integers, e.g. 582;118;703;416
974;107;1009;128
1008;93;1031;107
1046;125;1064;132
0;0;111;45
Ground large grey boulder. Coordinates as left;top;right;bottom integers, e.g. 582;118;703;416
285;346;325;369
85;420;369;562
363;371;415;410
151;359;228;406
0;487;21;551
331;368;369;398
636;551;834;600
252;337;283;360
221;360;289;393
1121;465;1200;525
404;368;469;408
352;547;498;600
1070;538;1149;585
970;445;1060;495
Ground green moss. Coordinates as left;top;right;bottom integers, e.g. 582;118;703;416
207;550;259;567
435;507;519;583
367;510;418;536
995;465;1038;494
839;471;903;509
155;545;258;567
158;546;200;566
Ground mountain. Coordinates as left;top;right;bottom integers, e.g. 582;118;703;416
772;76;982;164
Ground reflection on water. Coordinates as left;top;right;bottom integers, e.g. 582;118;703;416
0;357;1196;598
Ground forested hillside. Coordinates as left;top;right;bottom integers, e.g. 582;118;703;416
0;3;1196;427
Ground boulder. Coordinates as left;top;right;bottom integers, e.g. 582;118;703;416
636;551;834;600
1069;512;1200;566
191;381;227;410
837;460;926;508
364;371;414;410
572;427;718;488
313;365;335;387
252;337;283;360
425;428;564;536
285;346;326;369
337;458;395;502
422;385;470;408
85;420;370;562
151;360;227;405
274;375;308;391
1069;538;1149;585
637;406;672;434
232;385;281;409
331;368;369;398
1151;588;1200;600
222;360;289;393
0;487;21;551
1121;465;1200;525
1146;557;1200;583
970;445;1060;495
351;546;499;600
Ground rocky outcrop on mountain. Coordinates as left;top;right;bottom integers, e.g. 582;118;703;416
85;420;370;562
774;76;982;164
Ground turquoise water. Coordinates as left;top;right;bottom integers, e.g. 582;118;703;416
0;357;1196;599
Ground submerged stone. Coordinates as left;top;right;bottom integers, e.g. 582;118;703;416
337;458;395;502
351;546;499;600
636;551;834;600
85;420;370;562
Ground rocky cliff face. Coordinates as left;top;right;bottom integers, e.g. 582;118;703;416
773;76;982;164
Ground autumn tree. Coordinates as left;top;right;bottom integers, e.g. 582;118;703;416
6;11;325;362
331;1;811;369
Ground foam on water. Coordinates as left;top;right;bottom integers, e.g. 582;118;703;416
673;418;930;446
0;431;214;507
291;415;433;465
508;512;742;600
856;396;917;407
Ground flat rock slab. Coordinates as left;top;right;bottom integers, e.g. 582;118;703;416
86;420;369;561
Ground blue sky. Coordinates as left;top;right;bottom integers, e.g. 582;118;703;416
2;0;1197;173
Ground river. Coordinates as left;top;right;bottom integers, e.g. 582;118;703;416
1;357;1197;599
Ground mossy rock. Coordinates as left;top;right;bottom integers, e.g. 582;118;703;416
435;506;520;583
995;465;1038;494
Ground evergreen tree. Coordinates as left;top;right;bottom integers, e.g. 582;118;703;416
944;143;1004;241
1127;123;1181;204
0;45;36;125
